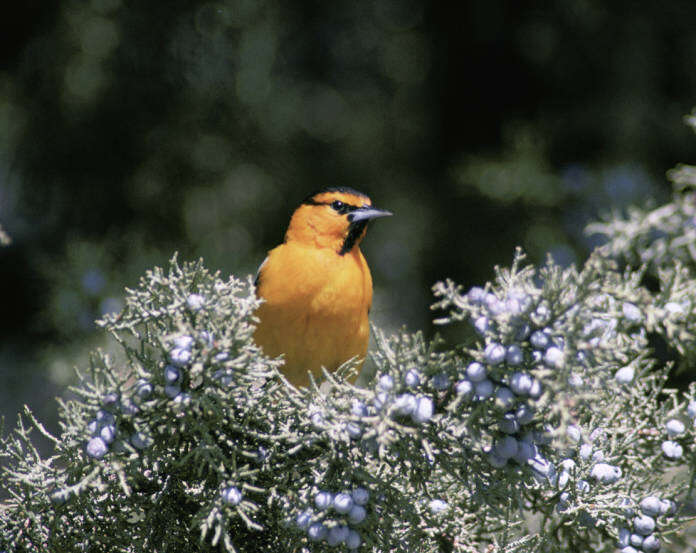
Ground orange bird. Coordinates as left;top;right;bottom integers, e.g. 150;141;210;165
253;188;392;387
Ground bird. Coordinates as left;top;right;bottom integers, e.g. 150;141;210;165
253;187;392;387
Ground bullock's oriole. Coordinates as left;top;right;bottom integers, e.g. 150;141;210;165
253;187;392;387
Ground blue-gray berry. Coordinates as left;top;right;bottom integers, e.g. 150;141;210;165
568;373;583;387
661;440;683;459
100;424;116;444
528;378;542;399
172;335;194;350
87;419;99;435
315;491;333;510
485;294;505;315
487;451;507;468
510;372;533;396
96;409;115;426
495;387;515;409
404;369;421;388
619;497;634;517
221;486;242;505
169;347;191;367
348;504;366;524
615;366;635;384
351;400;369;417
164;365;180;384
327;525;349;546
528;452;554;479
618;527;630;547
576;479;590;493
474;379;494;401
373;392;389;411
494;436;519;459
506;344;523;365
590;463;621;484
295;511;312;529
639;496;662;517
566;425;581;443
428;499;448;514
530;330;550;349
394;394;417;416
516;403;535;425
173;392;191;407
513;438;536;465
86;437;108;459
411;396;434;423
659;498;676;516
688;400;696;419
346;422;362;439
642;534;660;552
467;286;486;304
633;514;656;535
515;323;531;341
455;379;473;398
333;493;354;514
591;450;605;463
474;316;489;335
484;343;506;365
377;374;394;391
665;419;685;437
102;392;119;407
544;346;564;369
352;487;369;505
499;413;520;434
186;293;205;312
466;362;487;382
346;529;361;550
308;522;327;541
135;379;153;399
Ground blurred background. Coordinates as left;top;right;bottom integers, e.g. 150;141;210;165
1;0;696;435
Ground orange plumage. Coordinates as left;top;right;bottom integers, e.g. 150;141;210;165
253;188;392;387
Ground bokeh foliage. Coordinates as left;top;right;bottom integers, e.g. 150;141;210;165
2;0;696;444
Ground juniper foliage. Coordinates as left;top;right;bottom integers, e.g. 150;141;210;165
3;189;696;551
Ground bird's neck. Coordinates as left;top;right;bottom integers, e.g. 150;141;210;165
285;227;364;255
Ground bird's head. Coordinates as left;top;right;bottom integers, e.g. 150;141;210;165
285;187;392;254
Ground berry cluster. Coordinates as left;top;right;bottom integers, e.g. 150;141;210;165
377;373;434;424
555;426;624;515
462;287;563;472
84;330;205;460
618;495;675;553
661;414;689;460
295;487;369;549
84;392;146;459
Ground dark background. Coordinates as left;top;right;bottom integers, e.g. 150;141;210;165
1;0;695;433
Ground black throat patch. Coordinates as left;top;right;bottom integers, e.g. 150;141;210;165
339;220;368;255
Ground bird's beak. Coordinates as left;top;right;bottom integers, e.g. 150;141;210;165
347;206;393;223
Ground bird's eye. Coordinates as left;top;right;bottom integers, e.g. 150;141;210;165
331;200;345;211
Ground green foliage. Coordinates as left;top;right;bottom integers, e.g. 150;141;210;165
3;213;696;551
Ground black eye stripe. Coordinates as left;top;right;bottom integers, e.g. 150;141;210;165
304;198;359;215
331;200;358;214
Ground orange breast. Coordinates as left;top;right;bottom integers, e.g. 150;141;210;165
253;243;373;387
